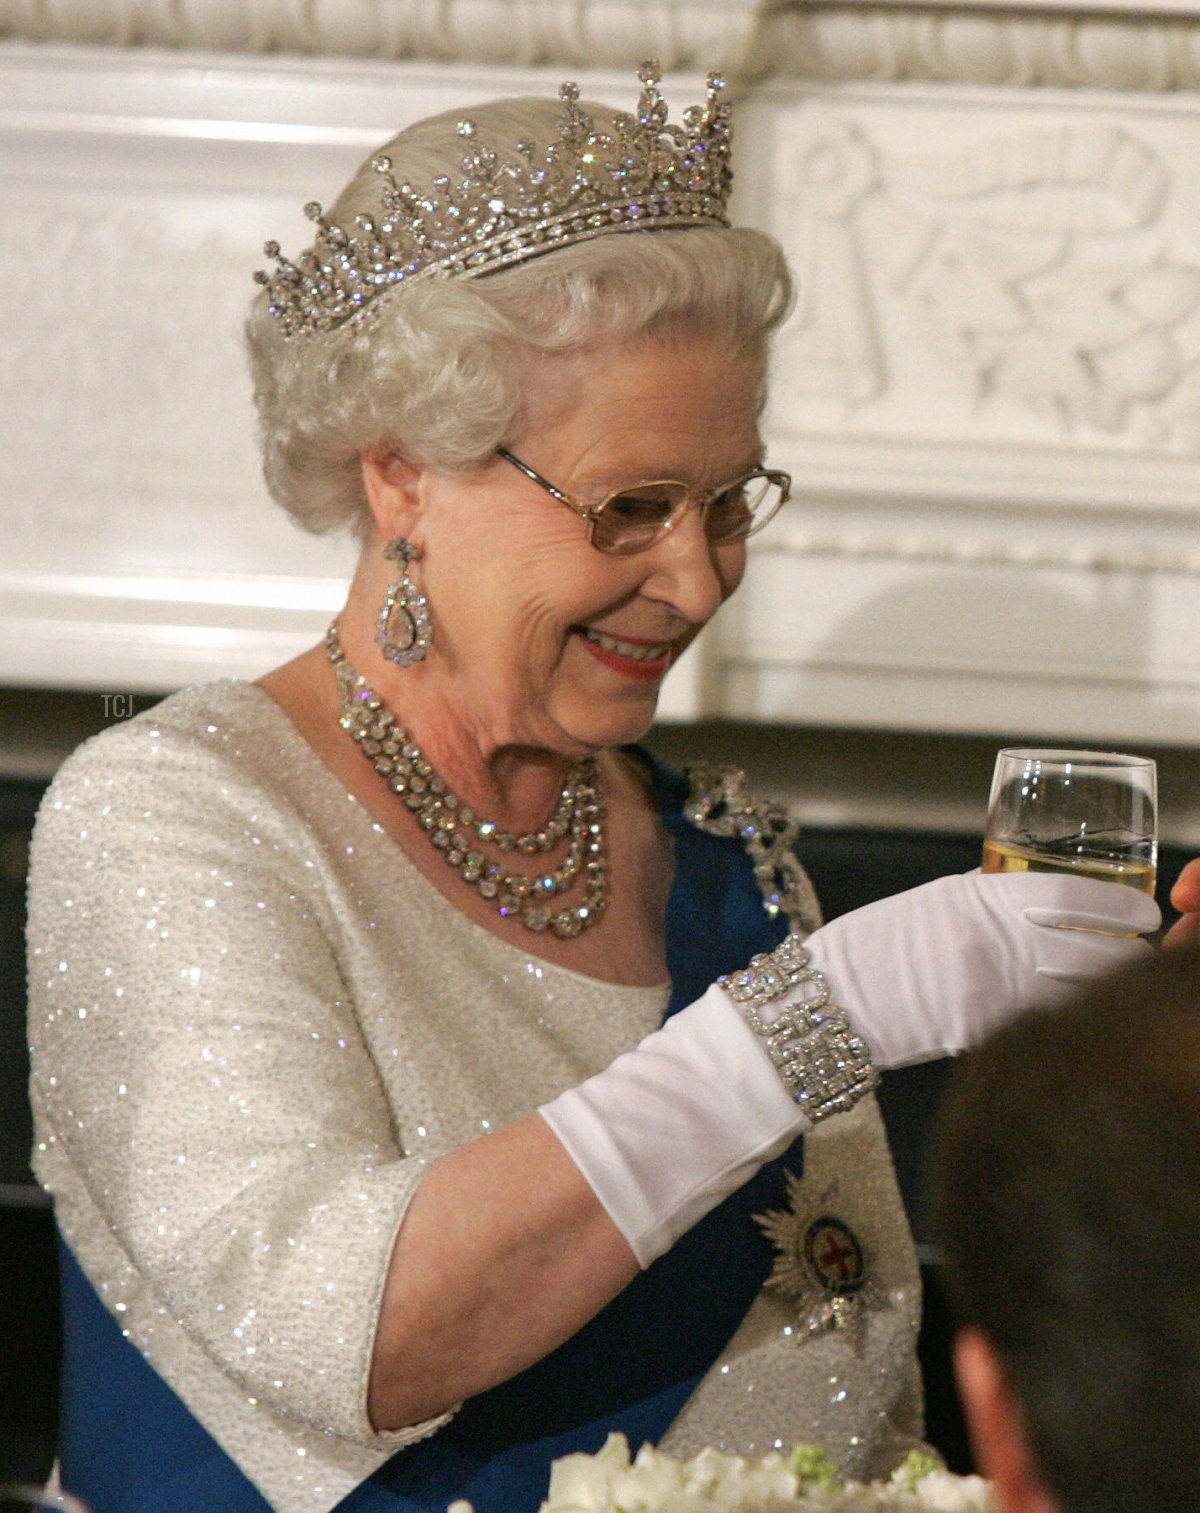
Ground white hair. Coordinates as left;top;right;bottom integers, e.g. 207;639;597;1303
245;95;794;538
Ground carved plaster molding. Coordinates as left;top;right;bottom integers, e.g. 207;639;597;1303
765;530;1200;575
3;0;1200;90
763;7;1200;91
0;0;766;70
766;105;1200;461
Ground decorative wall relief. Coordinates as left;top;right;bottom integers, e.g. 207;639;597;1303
775;116;885;408
728;82;1200;746
770;100;1200;456
891;126;1200;445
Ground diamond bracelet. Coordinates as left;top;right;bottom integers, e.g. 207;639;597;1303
718;934;879;1123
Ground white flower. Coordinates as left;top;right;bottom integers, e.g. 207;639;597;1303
542;1432;640;1510
831;1491;907;1513
613;1441;695;1510
444;1433;1003;1513
679;1445;808;1511
912;1471;996;1512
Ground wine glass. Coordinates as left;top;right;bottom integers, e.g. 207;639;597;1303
983;749;1157;896
0;1489;89;1513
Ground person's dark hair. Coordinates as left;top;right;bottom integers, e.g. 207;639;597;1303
932;947;1200;1513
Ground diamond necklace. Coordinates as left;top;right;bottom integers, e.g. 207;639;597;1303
326;621;609;938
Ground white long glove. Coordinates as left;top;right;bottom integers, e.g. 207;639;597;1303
804;869;1161;1067
539;871;1159;1267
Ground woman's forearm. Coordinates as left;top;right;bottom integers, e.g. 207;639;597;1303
367;1114;637;1430
367;976;813;1429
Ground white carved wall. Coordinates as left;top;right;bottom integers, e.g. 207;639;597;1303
2;2;1199;760
732;79;1200;744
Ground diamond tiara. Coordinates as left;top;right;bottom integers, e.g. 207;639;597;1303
254;61;733;338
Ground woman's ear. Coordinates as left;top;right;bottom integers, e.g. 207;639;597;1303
361;448;424;542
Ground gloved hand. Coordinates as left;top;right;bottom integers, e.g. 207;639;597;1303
803;869;1161;1068
540;870;1160;1268
540;982;804;1268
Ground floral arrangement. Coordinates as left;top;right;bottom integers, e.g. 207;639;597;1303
449;1434;996;1513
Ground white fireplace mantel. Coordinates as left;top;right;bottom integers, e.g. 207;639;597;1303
2;2;1199;750
5;0;1200;87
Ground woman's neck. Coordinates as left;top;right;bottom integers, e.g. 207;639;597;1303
329;612;580;835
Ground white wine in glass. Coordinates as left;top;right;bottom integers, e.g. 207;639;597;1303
983;749;1157;897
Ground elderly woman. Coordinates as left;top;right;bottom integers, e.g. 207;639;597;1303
27;67;1186;1513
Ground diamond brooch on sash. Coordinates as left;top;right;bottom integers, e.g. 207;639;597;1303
755;1172;885;1340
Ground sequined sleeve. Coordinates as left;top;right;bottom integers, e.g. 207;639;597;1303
26;710;449;1451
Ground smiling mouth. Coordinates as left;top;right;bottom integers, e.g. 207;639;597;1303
580;629;674;663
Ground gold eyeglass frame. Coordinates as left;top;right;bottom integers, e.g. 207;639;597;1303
496;447;791;556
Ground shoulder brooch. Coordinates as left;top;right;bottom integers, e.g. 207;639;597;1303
683;762;821;937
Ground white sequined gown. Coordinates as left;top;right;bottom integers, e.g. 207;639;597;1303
26;682;924;1513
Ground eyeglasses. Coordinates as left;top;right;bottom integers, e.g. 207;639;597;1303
496;447;791;557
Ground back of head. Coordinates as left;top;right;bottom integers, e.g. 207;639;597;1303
244;84;793;539
933;948;1200;1513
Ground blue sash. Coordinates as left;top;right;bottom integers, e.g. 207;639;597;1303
57;754;802;1513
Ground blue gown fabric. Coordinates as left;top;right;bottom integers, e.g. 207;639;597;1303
56;754;804;1513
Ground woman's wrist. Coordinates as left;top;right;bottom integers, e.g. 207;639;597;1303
717;933;878;1121
538;976;852;1269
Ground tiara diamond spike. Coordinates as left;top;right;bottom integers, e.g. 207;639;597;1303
254;62;734;338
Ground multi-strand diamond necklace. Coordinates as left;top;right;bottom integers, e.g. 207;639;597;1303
326;622;608;938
